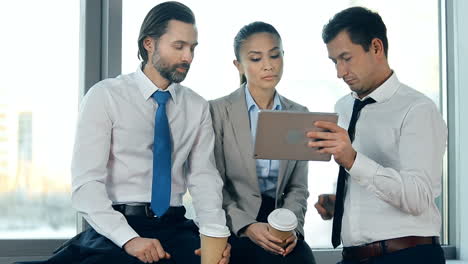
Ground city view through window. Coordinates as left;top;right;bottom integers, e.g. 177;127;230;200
0;1;79;238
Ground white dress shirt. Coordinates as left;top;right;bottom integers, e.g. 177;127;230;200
336;73;447;247
71;66;226;247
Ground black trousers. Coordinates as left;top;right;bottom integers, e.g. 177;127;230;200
229;195;316;264
16;207;201;264
338;243;446;264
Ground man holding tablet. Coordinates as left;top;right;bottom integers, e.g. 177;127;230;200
308;7;447;264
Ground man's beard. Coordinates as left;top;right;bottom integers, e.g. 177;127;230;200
152;49;190;83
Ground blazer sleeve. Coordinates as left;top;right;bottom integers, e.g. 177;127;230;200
209;100;257;235
280;106;310;237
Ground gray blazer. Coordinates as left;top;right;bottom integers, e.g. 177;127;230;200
209;85;309;237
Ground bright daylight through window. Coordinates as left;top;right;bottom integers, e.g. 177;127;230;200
0;1;79;239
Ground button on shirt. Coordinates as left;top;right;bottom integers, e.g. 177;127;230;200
336;73;447;246
245;85;281;198
71;66;226;247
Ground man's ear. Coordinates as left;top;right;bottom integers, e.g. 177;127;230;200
371;38;384;56
143;36;155;52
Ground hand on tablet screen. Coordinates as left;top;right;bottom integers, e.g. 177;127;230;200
306;121;356;170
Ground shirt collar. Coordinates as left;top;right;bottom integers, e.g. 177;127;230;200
351;71;400;103
135;64;178;104
244;85;282;111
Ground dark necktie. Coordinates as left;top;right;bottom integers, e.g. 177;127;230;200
332;97;376;248
151;90;172;217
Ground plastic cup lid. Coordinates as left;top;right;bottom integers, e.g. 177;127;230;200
267;208;298;231
199;224;231;238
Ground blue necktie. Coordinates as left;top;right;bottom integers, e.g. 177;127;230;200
151;90;172;217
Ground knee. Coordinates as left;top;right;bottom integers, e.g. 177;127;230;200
284;240;316;263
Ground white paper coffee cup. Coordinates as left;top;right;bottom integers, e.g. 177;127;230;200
267;208;298;247
199;224;230;264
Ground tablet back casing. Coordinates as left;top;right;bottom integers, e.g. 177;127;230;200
253;111;338;161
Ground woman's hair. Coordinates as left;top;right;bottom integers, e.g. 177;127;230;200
137;1;195;66
233;21;282;85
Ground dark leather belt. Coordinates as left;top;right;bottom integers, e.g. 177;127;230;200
112;203;186;219
342;236;440;262
113;203;155;217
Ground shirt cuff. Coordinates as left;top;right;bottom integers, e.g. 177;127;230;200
348;152;379;187
110;224;140;248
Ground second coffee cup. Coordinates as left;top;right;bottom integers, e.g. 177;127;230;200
267;208;298;248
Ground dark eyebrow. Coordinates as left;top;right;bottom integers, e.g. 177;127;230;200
338;52;351;59
247;51;262;55
173;40;198;47
269;47;280;52
329;51;350;60
248;47;280;55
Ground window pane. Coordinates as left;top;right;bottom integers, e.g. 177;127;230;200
0;1;79;239
122;0;440;248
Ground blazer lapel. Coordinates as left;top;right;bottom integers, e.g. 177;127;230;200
227;86;258;185
277;95;295;196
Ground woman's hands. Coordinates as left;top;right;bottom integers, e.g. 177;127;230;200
244;223;297;256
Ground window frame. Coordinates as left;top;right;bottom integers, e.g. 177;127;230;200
446;0;468;260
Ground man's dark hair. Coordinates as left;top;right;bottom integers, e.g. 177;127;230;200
322;6;388;57
233;21;282;84
137;1;195;65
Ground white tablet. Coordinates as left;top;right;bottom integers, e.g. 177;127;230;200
253;110;339;161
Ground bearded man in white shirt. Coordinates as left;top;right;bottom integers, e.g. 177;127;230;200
17;2;231;264
307;6;447;264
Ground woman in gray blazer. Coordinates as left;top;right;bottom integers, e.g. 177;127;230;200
209;22;316;264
